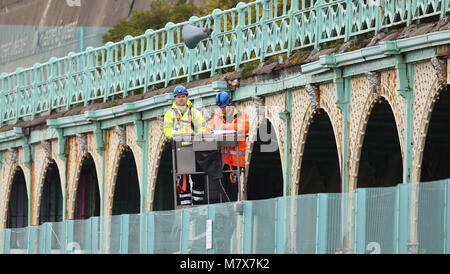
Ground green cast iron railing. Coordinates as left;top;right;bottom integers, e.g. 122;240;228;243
0;0;448;126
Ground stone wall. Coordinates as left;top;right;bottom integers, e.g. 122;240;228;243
0;0;205;27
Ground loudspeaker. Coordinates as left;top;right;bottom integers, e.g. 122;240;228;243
182;24;212;49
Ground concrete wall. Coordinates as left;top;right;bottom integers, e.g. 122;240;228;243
0;0;206;73
0;0;205;27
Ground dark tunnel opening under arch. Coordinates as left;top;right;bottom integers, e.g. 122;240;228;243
298;110;341;194
112;148;141;215
417;85;450;254
39;161;63;225
154;142;174;211
420;85;450;182
7;167;28;229
75;154;100;220
247;120;283;200
357;98;403;188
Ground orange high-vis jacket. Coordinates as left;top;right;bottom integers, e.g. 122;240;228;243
207;106;249;168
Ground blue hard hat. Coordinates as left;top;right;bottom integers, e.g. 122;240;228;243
173;85;188;97
216;91;231;108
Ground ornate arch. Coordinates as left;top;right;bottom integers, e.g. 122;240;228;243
412;60;446;182
65;134;103;219
33;141;61;225
348;70;405;191
103;125;143;215
290;83;343;195
0;148;29;229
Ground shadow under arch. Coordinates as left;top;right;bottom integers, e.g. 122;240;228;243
417;85;450;254
298;110;341;194
7;167;28;229
247;119;283;200
420;85;450;182
39;161;63;225
357;98;403;188
74;154;100;220
112;147;140;215
153;142;174;211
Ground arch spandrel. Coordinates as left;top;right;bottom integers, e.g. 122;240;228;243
34;142;49;191
348;75;378;192
318;83;343;173
0;148;29;229
125;124;143;192
239;99;260;200
65;136;86;219
379;70;405;153
290;88;315;195
15;148;31;194
147;119;165;212
0;153;19;229
33;142;56;225
86;133;103;192
412;61;444;183
265;93;286;171
104;128;124;216
51;140;66;193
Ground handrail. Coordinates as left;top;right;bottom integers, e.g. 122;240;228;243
0;0;448;126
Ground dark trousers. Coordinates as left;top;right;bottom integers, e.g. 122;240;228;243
177;162;205;206
195;150;224;204
178;150;227;205
222;165;241;202
191;162;205;205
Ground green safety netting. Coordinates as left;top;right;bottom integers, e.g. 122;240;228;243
1;179;450;254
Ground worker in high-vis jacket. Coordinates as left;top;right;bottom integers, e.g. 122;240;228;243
163;85;207;206
208;91;249;201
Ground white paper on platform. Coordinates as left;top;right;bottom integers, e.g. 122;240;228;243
213;130;236;135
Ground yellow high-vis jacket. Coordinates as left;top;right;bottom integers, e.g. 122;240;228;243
163;100;206;138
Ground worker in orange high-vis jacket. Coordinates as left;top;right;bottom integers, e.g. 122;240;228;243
208;91;249;201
